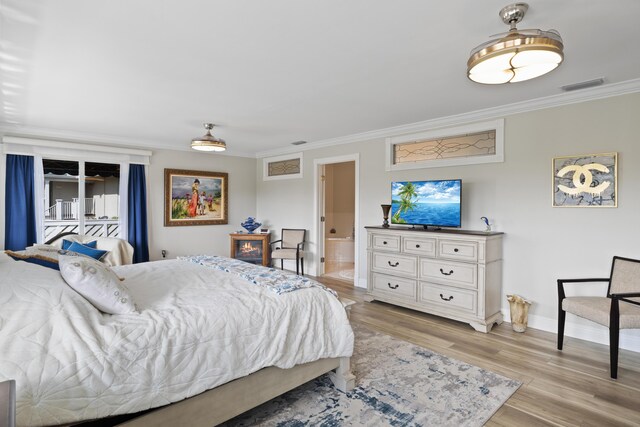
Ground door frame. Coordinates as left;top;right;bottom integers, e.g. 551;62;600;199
313;153;360;286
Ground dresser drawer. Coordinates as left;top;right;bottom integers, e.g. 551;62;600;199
402;237;436;256
419;259;477;289
372;273;416;299
372;252;417;277
420;282;477;314
438;240;478;262
371;234;401;252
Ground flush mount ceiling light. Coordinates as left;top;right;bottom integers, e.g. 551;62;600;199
191;123;226;152
467;3;564;85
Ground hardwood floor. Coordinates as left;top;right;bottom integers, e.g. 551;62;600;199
317;277;640;426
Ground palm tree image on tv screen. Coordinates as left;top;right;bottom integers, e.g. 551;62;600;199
391;180;461;228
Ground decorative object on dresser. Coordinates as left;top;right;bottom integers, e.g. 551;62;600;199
381;204;391;228
365;226;504;333
229;232;271;266
557;256;640;379
271;229;306;275
240;217;261;233
164;168;228;226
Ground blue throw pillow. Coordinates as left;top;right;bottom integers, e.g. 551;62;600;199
67;242;108;261
62;239;97;250
5;250;60;270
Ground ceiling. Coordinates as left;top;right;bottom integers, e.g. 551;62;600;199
1;0;640;157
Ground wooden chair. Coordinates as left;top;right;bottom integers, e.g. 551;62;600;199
557;256;640;378
271;229;306;275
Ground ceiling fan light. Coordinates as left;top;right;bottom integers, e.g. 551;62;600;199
468;52;515;75
467;3;564;85
190;123;227;152
510;62;559;83
511;49;563;68
469;69;515;85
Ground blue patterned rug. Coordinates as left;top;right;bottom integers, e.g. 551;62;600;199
223;325;521;426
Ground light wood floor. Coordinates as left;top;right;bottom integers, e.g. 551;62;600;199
317;277;640;427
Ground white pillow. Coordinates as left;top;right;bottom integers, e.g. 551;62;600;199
58;254;138;314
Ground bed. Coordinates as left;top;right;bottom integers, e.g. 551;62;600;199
0;252;355;427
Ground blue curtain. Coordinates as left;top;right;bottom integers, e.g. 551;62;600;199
128;164;149;263
5;154;37;251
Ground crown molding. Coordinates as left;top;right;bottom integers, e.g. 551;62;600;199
0;124;256;158
255;78;640;158
2;77;639;160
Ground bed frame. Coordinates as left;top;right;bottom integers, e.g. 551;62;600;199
82;300;356;427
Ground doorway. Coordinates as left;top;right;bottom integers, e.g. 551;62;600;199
314;154;359;286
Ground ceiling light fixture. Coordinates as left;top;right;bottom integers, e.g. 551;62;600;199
467;3;564;85
191;123;226;152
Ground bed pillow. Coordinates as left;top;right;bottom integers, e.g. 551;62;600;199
58;254;138;314
62;239;97;250
5;250;60;270
66;241;108;261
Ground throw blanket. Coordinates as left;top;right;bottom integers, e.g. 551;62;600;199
179;255;338;297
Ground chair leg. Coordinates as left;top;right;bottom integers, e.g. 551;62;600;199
295;258;299;275
280;259;283;270
557;308;566;350
610;298;620;379
301;257;304;276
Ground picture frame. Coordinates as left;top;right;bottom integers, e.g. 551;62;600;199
164;169;229;226
552;152;617;208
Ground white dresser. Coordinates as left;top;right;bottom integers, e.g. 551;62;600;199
365;226;504;333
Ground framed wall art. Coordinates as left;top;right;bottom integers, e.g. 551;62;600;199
164;169;228;226
552;152;617;207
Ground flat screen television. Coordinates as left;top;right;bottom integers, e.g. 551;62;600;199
391;179;462;229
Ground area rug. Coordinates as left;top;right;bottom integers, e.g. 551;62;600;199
223;325;521;426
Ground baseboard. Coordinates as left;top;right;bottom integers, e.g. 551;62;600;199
502;309;640;353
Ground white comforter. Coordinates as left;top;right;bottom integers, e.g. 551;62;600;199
0;258;354;426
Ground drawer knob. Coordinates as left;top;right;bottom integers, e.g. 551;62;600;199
440;268;454;276
388;261;400;267
440;294;454;301
454;248;459;252
415;244;420;248
383;241;388;245
387;283;399;290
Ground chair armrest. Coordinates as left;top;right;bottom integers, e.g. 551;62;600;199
296;242;304;250
558;278;610;284
557;278;610;300
611;291;640;298
270;239;282;246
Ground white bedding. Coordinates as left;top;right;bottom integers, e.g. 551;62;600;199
0;259;354;426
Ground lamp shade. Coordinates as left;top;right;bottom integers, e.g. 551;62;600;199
191;123;226;152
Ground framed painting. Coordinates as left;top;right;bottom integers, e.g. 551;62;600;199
164;169;228;226
552;152;617;207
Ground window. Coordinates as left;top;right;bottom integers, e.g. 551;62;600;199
385;119;504;171
43;159;122;242
263;152;303;180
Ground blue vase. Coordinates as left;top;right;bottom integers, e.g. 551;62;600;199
241;217;261;234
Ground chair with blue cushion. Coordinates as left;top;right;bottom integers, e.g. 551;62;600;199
557;256;640;378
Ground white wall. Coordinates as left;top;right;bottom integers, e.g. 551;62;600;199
257;92;640;351
146;149;256;260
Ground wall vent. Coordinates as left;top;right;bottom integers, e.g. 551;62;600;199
560;78;605;92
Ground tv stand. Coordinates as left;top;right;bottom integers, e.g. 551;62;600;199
364;226;504;333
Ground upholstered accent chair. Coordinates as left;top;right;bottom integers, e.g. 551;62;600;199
557;256;640;378
271;229;306;275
